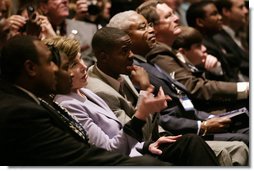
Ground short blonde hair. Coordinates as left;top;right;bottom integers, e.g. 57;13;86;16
43;36;80;61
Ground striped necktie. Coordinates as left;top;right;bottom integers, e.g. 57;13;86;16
38;98;89;144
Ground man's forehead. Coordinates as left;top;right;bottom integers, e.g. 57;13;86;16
116;35;132;46
35;41;51;56
157;3;173;12
128;14;147;27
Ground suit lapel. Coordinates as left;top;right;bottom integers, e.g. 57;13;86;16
88;65;136;117
153;64;189;94
121;75;139;97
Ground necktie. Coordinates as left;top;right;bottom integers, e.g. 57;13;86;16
38;98;89;144
154;64;188;96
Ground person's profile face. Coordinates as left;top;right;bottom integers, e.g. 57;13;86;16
68;53;88;90
46;0;69;19
128;14;156;55
34;41;59;95
228;0;248;28
201;3;222;32
184;43;207;66
155;3;182;39
105;35;134;77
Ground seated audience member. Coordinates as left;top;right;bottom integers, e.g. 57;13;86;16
172;25;224;81
37;0;98;66
136;0;248;112
0;35;172;166
186;0;247;82
214;0;249;78
106;11;249;165
53;30;246;166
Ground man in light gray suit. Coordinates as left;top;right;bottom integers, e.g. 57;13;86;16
86;27;166;142
38;0;98;66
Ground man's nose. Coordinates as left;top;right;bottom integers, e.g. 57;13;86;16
201;44;207;52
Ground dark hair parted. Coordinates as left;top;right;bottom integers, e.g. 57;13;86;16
0;35;39;82
136;0;163;25
172;26;203;50
186;0;214;27
92;27;128;56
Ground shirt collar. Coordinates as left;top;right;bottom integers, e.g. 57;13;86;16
94;64;122;92
222;25;236;38
175;52;186;63
134;54;147;63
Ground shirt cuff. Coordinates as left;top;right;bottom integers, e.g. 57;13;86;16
237;82;249;99
123;116;146;142
197;120;202;135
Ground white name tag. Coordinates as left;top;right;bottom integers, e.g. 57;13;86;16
179;96;194;111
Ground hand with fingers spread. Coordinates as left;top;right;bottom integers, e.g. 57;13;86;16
135;86;171;121
149;135;182;155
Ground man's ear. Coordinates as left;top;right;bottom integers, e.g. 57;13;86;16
196;18;205;28
222;7;230;18
24;60;37;77
178;47;186;55
99;51;109;62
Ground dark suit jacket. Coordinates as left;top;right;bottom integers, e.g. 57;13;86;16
213;29;249;77
0;79;166;166
202;34;241;82
134;56;210;135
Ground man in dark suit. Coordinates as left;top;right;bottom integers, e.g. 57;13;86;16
214;0;249;78
0;35;172;166
136;0;249;112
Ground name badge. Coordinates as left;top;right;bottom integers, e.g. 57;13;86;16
179;96;194;111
